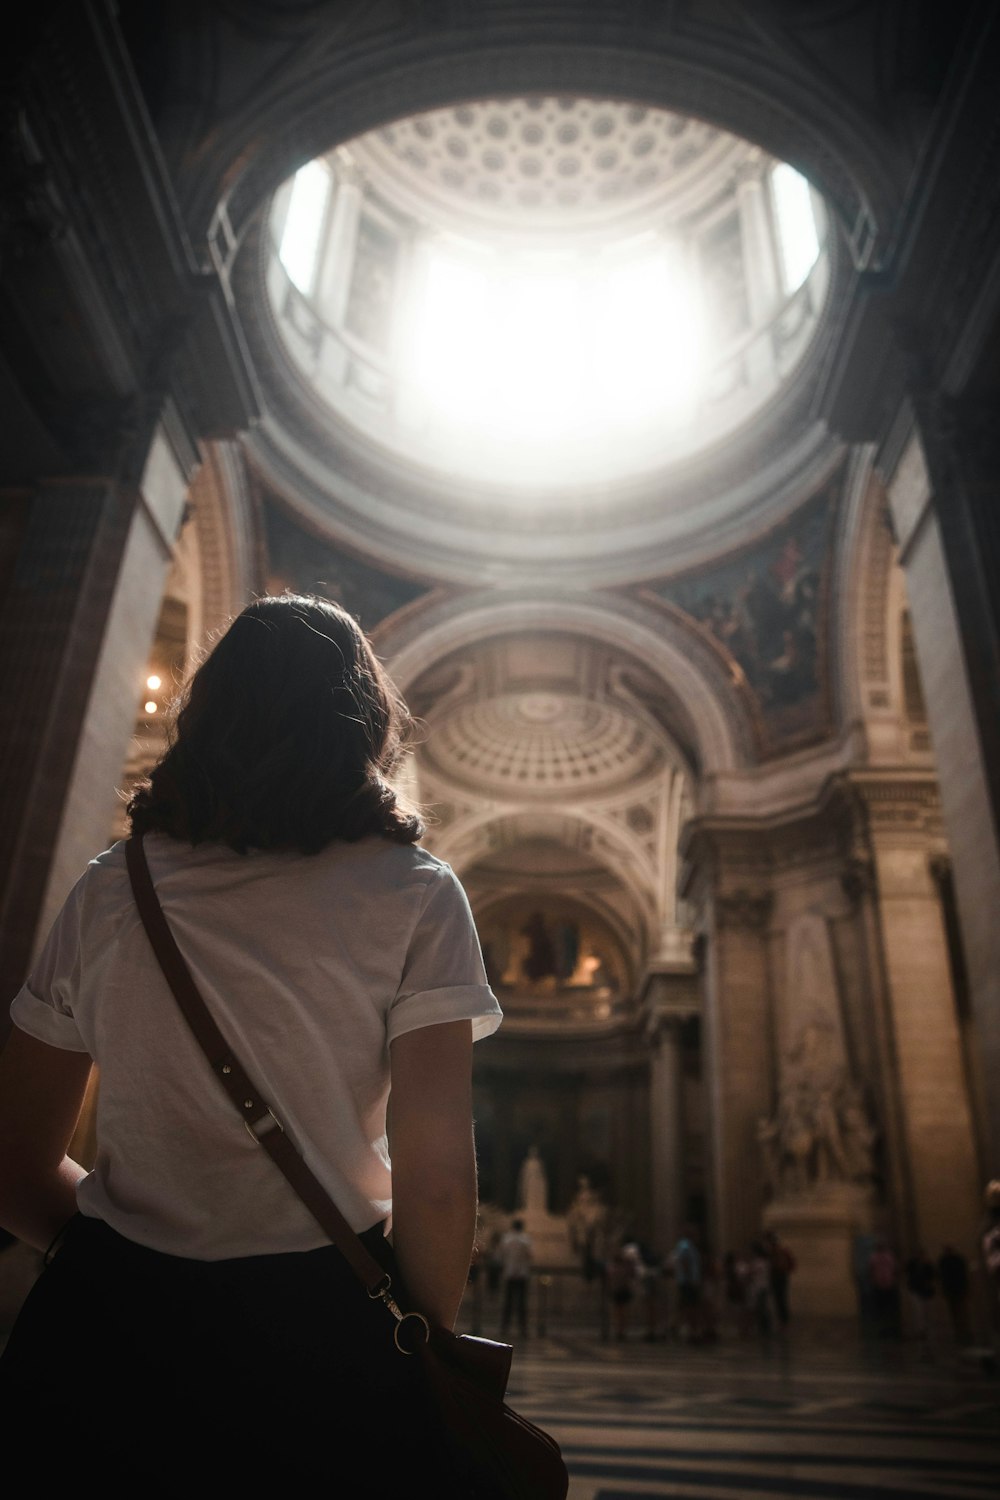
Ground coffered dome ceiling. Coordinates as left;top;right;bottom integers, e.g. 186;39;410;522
420;690;666;800
350;98;731;235
241;92;844;584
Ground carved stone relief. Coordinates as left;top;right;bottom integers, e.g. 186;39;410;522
758;912;876;1200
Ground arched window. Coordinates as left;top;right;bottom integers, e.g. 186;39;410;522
770;163;820;294
279;159;333;294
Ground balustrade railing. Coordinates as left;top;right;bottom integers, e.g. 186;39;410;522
269;241;828;463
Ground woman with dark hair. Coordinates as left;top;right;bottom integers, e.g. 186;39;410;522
0;593;502;1494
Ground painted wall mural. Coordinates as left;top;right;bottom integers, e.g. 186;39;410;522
263;498;430;631
644;482;837;755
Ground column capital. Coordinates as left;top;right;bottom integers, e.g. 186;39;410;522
332;153;366;193
845;771;943;841
716;888;773;933
733;154;768;190
840;852;877;906
638;967;700;1043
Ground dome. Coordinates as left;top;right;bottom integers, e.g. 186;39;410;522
264;96;832;493
421;690;666;799
350;98;733;237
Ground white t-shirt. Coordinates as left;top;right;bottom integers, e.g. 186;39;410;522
11;833;502;1259
499;1229;533;1280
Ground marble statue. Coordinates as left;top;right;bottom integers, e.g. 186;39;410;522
759;1022;877;1197
757;914;878;1200
566;1174;607;1259
839;1095;878;1181
759;1077;877;1195
516;1144;549;1215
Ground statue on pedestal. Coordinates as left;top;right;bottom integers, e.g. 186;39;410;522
758;917;879;1202
510;1145;577;1269
760;915;879;1320
516;1144;549;1215
566;1174;608;1268
758;1018;877;1198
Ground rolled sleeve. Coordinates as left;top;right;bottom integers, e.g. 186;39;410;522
8;875;90;1053
10;982;88;1051
389;863;502;1044
386;982;501;1045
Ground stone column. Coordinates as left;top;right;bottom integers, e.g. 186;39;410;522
856;775;982;1254
392;230;432;431
914;397;1000;839
0;476;129;1006
887;426;1000;1167
649;1017;684;1256
36;427;190;942
0;424;189;1009
704;888;774;1257
839;850;914;1252
735;157;782;390
736;158;782;326
320;165;364;328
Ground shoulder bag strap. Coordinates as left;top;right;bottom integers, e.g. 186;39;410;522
123;832;393;1300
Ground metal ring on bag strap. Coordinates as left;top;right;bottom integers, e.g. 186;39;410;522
394;1311;431;1355
368;1275;431;1354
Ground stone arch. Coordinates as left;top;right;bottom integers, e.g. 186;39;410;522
429;801;661;964
374;589;755;786
834;444;892;728
156;5;903;270
187;442;261;649
836;443;930;764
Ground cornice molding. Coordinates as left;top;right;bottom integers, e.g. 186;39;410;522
3;3;256;475
845;769;944;838
715;889;774;933
149;3;908;266
235;205;848;588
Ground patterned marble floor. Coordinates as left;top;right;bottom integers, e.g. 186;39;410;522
3;1243;998;1497
492;1333;1000;1499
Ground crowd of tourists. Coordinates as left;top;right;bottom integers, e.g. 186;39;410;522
470;1185;1000;1352
471;1219;801;1345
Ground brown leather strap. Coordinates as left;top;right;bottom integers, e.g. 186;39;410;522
124;832;390;1296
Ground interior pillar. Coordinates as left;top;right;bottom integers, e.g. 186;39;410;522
703;887;774;1258
886;426;1000;1169
0;425;190;1013
856;775;982;1256
649;1017;684;1257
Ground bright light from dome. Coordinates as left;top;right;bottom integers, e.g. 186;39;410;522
279;160;331;294
771;164;820;294
267;106;833;488
401;241;704;471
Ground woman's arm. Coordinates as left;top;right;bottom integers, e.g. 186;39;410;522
389;1018;477;1330
0;1027;93;1251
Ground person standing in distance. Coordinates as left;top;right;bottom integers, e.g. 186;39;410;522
499;1216;534;1338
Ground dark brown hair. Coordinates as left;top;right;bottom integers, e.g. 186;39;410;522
128;593;423;853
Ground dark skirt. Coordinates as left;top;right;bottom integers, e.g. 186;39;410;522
0;1215;454;1496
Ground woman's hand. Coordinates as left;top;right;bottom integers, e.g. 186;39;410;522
389;1019;476;1330
0;1028;92;1251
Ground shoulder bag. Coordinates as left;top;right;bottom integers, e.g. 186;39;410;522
124;833;568;1500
